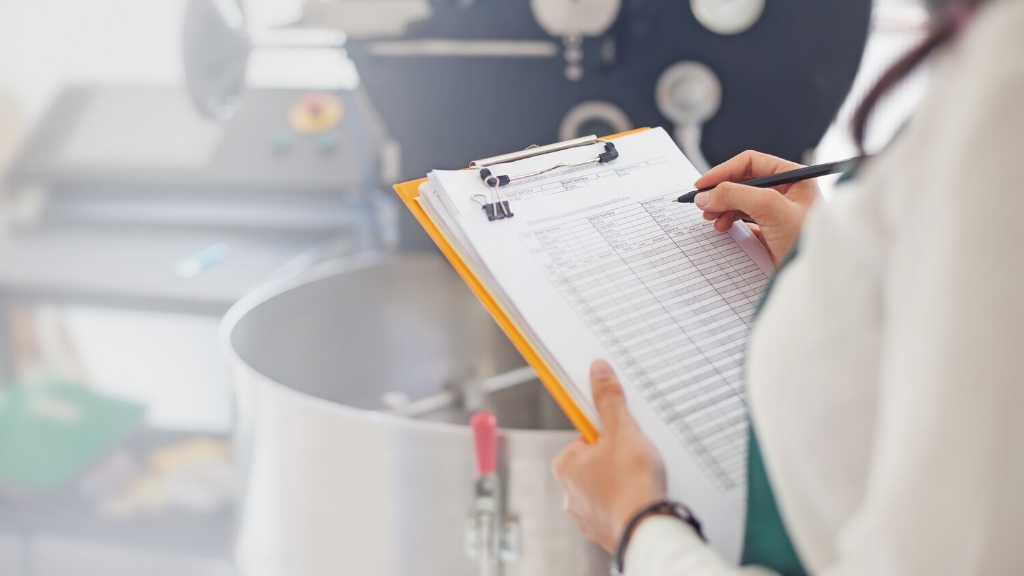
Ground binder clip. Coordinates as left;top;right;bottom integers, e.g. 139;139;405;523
470;136;619;222
473;194;513;221
475;169;514;221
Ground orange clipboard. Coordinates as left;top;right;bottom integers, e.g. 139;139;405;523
393;128;649;443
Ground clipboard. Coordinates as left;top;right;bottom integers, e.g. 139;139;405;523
393;128;649;443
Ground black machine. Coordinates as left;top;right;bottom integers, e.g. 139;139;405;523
340;0;872;178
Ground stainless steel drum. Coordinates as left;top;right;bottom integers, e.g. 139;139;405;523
222;252;608;576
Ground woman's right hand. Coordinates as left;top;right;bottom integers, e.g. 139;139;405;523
693;151;823;264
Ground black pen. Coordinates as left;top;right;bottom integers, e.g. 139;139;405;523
674;157;862;203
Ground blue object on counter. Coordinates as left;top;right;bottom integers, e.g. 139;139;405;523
174;243;229;279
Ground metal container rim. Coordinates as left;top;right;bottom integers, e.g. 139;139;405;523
220;250;581;439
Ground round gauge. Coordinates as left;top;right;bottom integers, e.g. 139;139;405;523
559;100;634;141
530;0;621;37
690;0;765;35
655;61;722;125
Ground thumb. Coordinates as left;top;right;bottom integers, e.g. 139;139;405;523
695;182;789;225
590;360;632;432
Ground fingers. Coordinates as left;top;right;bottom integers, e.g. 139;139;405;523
695;182;791;226
746;222;763;240
693;150;803;190
745;223;771;257
712;210;745;232
590;360;632;433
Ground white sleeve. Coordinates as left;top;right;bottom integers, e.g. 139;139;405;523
816;6;1024;576
625;517;776;576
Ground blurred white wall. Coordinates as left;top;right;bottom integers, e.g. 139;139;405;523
0;0;236;433
0;0;187;173
63;307;233;432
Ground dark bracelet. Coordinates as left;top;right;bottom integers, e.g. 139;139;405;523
611;499;704;576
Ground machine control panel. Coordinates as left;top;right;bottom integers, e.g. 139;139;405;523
8;86;374;195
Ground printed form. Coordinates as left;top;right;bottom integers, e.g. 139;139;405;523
422;128;774;560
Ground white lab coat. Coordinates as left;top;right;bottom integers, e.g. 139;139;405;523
625;1;1024;574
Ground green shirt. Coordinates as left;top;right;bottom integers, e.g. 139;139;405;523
741;428;808;576
740;238;816;576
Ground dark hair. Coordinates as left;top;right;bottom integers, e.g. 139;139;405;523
852;0;991;152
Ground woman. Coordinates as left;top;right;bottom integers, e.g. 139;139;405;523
552;0;1024;574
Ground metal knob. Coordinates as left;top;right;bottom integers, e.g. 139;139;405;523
471;412;498;476
466;412;521;575
655;61;723;173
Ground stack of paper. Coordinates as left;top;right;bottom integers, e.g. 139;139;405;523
401;127;774;560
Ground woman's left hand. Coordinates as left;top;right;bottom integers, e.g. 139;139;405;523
552;360;667;552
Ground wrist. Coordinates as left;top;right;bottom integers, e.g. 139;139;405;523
612;494;664;544
623;510;662;541
612;500;704;576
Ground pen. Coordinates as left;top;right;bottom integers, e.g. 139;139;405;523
674;157;863;203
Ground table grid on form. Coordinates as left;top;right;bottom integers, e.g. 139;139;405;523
520;195;770;491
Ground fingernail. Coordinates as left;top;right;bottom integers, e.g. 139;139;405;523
694;191;709;208
591;359;613;379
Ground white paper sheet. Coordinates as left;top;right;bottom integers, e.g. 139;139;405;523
424;128;774;561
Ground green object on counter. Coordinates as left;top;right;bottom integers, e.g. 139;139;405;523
0;379;145;492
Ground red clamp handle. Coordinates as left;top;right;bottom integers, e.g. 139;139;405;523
470;411;498;476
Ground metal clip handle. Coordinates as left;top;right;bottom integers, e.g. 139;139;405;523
471;136;620;223
470;135;601;168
